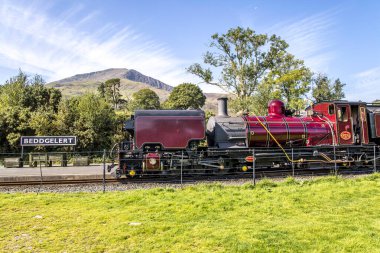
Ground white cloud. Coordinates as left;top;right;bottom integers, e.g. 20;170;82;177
269;10;337;73
348;67;380;102
0;1;187;85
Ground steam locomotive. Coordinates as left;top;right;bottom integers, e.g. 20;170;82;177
116;98;380;177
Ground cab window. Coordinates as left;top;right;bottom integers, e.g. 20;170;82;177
328;104;335;115
337;107;348;122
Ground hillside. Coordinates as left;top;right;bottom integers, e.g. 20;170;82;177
47;68;173;101
50;68;173;91
47;68;223;112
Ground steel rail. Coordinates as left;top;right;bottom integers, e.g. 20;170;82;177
0;178;119;186
0;168;375;186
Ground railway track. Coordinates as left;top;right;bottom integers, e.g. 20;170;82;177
0;178;119;186
0;167;375;187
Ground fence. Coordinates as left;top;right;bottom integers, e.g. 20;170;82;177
0;150;107;167
0;145;379;191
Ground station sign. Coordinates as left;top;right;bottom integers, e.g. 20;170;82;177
20;136;77;146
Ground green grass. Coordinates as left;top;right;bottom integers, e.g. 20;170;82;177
1;175;380;252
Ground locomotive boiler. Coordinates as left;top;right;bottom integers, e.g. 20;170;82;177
207;98;332;149
115;97;380;177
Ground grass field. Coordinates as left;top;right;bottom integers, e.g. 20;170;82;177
1;175;380;252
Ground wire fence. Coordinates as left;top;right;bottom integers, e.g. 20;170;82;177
0;145;379;191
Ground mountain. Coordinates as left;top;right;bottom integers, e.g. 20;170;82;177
49;68;173;91
47;68;173;101
47;68;223;112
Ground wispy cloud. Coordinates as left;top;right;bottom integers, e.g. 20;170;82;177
348;66;380;101
0;1;186;85
269;9;337;73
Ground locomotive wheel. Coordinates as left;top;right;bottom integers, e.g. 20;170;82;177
216;158;233;175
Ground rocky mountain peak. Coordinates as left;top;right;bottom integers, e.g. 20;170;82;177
52;68;173;91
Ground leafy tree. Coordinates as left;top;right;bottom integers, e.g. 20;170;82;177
25;76;62;112
54;94;116;151
0;71;28;108
113;111;131;145
29;108;56;136
0;70;62;151
105;78;122;109
267;54;312;111
230;82;281;115
129;88;160;110
53;98;80;136
331;78;345;101
312;73;346;103
75;94;116;150
0;106;32;151
188;26;311;112
97;82;106;98
0;71;62;111
163;83;205;109
0;70;121;152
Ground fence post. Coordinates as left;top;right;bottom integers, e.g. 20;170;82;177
291;148;295;177
37;153;43;195
253;149;256;186
103;149;106;193
180;151;183;185
333;145;337;176
374;145;377;173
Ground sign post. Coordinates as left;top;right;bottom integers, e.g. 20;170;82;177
20;136;77;193
20;136;77;146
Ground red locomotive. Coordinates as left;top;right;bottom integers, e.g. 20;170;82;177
117;98;380;177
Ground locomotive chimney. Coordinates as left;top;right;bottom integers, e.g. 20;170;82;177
217;97;228;117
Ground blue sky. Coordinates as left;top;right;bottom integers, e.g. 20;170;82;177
0;0;379;101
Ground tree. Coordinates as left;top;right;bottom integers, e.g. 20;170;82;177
0;106;32;151
104;78;122;109
163;83;206;109
0;70;62;112
0;70;28;108
0;70;62;151
97;82;106;98
188;26;311;112
54;94;117;150
0;70;121;152
29;108;56;136
266;54;312;111
312;73;346;103
230;82;281;115
25;76;62;112
129;89;160;110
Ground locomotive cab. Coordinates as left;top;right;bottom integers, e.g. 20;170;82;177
312;101;370;145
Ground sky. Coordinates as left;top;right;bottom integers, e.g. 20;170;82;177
0;0;379;101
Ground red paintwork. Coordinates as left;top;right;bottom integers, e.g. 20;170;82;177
268;100;285;116
245;100;332;147
336;104;353;145
375;114;380;137
312;103;337;144
302;117;332;146
360;106;369;144
144;153;160;170
246;114;332;147
135;116;205;149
